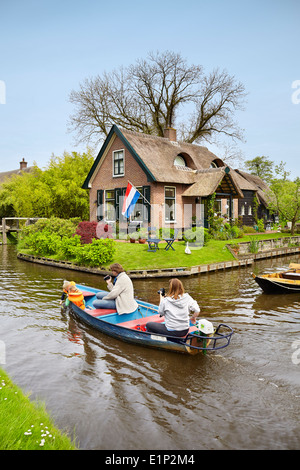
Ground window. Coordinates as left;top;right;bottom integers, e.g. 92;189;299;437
105;190;115;221
226;199;234;217
165;187;176;222
113;150;124;176
214;199;222;217
174;154;186;167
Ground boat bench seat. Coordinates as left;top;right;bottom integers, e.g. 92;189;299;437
117;313;164;330
82;291;97;297
85;308;117;317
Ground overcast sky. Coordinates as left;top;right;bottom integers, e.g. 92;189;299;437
0;0;299;178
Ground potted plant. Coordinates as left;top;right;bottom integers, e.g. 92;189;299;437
129;232;139;243
138;227;148;244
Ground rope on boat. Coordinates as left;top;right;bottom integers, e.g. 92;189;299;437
138;304;159;317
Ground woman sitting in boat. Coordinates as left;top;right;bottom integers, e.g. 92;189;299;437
146;278;200;337
93;263;138;315
65;284;85;310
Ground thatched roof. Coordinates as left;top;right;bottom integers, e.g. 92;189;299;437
83;125;267;202
0;166;33;185
182;168;244;198
121;128;222;184
235;170;271;207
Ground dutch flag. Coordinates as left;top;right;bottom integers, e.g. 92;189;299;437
122;182;140;218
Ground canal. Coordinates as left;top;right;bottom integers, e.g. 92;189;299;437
0;245;299;450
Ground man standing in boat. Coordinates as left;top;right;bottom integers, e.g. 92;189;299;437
93;263;138;314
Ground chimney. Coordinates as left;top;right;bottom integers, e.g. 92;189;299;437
164;127;177;142
20;158;27;170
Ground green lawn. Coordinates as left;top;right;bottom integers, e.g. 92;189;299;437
108;233;292;271
0;368;77;450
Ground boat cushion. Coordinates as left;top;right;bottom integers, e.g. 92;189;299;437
117;313;164;329
82;291;97;297
85;308;117;317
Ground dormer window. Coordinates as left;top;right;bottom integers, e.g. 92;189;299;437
211;158;225;168
174;154;186;167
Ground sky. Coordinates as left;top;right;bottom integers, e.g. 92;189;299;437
0;0;299;178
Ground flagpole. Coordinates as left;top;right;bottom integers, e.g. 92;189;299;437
127;180;151;206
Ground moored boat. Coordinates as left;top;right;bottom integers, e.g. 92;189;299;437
252;263;300;294
67;284;234;355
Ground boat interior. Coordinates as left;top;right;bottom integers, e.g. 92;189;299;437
77;286;197;335
259;263;300;284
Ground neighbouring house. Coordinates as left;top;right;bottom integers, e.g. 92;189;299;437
0;158;33;185
82;125;271;232
234;170;273;225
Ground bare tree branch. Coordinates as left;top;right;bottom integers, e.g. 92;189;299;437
68;52;247;147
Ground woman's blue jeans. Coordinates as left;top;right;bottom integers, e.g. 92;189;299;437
93;291;116;310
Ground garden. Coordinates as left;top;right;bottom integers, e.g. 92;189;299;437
15;217;296;271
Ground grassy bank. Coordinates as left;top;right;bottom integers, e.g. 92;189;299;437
0;368;76;450
107;233;292;270
17;232;293;272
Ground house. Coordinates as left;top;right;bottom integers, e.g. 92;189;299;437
0;158;33;185
82;125;270;231
234;170;273;225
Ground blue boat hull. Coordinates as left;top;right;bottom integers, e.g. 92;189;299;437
68;284;233;355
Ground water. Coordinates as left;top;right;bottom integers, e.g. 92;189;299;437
0;245;299;450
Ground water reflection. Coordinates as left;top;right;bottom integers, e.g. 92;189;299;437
0;245;299;450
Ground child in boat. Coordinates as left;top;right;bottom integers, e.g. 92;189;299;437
60;280;75;305
65;284;85;310
146;278;200;337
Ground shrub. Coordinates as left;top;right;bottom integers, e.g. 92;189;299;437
242;225;257;234
73;238;116;266
18;218;116;267
75;221;98;244
257;219;265;232
183;227;210;245
59;234;82;259
19;231;61;256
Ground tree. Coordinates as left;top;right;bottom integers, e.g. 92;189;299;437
68;50;246;146
0;151;94;219
244;156;274;183
267;177;300;234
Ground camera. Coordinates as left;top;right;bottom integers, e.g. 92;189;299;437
157;287;165;296
104;275;111;281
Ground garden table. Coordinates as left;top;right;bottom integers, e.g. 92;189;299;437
163;229;179;251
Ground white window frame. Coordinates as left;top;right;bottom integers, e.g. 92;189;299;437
164;186;176;223
113;149;125;177
105;189;116;222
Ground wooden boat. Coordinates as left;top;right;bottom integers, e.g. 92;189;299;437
67;284;234;355
252;263;300;294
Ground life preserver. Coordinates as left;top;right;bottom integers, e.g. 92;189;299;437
68;290;85;309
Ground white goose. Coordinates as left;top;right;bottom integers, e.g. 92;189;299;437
185;241;191;254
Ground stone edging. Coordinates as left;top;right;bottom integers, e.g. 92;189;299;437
17;252;253;278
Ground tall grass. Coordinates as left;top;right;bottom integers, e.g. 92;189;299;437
0;368;77;450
